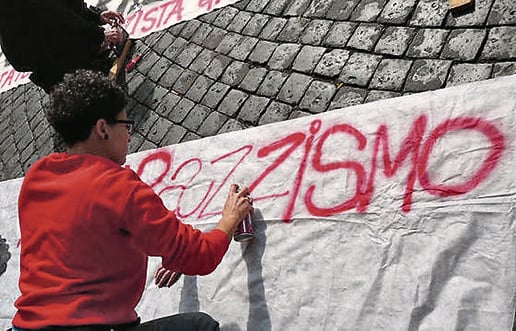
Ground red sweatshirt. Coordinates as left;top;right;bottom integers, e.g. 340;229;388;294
13;153;230;329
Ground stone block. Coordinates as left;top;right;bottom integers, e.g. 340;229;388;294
163;37;188;60
242;13;270;36
215;32;243;55
203;27;227;50
314;49;351;77
351;0;387;22
176;43;203;67
292;46;327;73
259;101;293;125
277;17;310;42
257;71;289;97
480;27;516;60
405;59;452;92
220;61;251;87
148;56;174;83
170;98;195;123
212;7;239;29
407;29;449;58
147;116;174;145
158;64;183;87
299;81;337;113
185;75;215;102
259;17;288;40
218;118;247;134
173;70;199;95
330;86;367;109
155;92;181;118
144;85;169;110
446;63;493;87
347;23;383;51
161;124;187;146
268;43;302;70
299;19;333;45
190;49;217;74
204;55;232;80
154;32;176;55
190;23;213;45
218;89;249;116
374;27;415;56
305;0;333;17
284;0;312;16
179;19;201;39
183;104;211;131
198;111;229;137
238;95;271;125
370;59;413;90
441;29;486;61
264;0;291;15
492;62;516;78
365;90;402;103
246;0;271;12
339;52;382;87
326;0;360;20
277;73;313;105
248;40;278;64
377;0;417;24
228;11;253;33
323;22;357;47
228;36;259;61
239;67;268;92
409;0;448;27
487;0;516;24
201;82;231;108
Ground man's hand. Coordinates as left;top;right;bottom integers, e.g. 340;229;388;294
100;11;125;25
101;26;123;50
216;184;253;238
155;266;183;288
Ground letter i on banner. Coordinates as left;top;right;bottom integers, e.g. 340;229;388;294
198;0;221;11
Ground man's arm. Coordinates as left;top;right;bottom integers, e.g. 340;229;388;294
122;175;252;276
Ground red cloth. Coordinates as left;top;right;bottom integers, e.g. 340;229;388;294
13;153;230;329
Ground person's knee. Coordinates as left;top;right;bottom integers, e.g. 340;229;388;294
190;312;219;330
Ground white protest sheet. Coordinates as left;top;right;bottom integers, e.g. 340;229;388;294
0;76;515;330
0;0;237;93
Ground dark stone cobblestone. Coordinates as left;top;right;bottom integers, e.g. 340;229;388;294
238;95;270;124
347;23;383;51
370;59;413;90
218;90;249;116
239;67;268;92
378;0;417;24
441;29;486;60
0;0;515;185
375;27;415;56
292;45;326;73
314;49;350;77
351;0;387;22
323;22;357;47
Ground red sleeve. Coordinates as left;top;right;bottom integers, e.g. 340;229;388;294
122;175;230;276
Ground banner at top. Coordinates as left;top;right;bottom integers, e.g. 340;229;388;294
0;0;238;93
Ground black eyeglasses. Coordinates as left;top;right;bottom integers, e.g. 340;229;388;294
107;119;135;134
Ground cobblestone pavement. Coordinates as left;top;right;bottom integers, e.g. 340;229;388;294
0;0;515;181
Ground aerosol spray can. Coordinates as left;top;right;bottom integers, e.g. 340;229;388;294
233;196;254;242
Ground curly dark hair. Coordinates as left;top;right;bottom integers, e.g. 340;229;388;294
46;70;127;147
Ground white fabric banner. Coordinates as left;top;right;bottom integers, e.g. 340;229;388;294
1;76;515;330
0;0;237;93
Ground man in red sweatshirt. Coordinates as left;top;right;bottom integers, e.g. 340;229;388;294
11;70;253;331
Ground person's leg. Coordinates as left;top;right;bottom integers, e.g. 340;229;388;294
126;313;219;331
